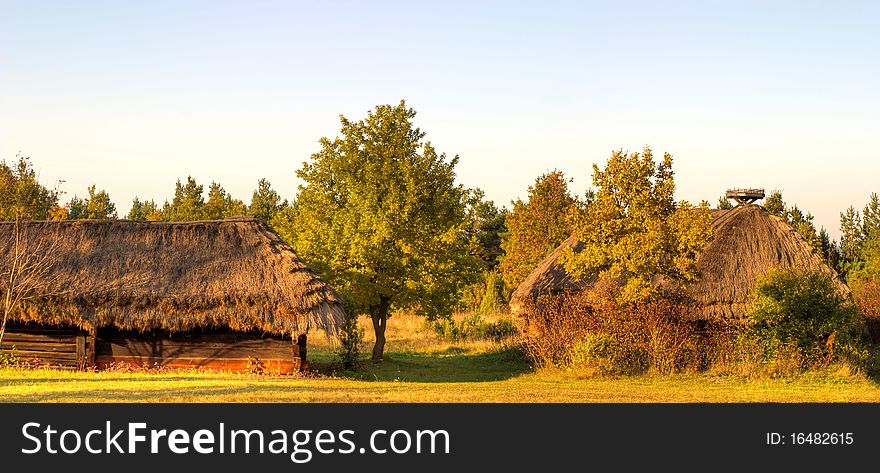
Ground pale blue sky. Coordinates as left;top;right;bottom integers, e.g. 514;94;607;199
1;1;878;239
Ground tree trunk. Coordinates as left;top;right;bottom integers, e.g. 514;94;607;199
0;311;8;348
370;295;391;362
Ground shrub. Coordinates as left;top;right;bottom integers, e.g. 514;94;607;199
520;289;711;375
427;313;518;342
747;269;860;366
477;270;506;315
852;278;880;318
336;311;365;369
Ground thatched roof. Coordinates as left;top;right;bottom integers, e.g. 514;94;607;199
0;218;345;336
508;236;584;315
510;205;851;320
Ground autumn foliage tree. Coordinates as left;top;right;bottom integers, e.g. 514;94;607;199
0;154;61;220
561;147;714;304
288;101;481;361
68;184;117;219
499;170;581;290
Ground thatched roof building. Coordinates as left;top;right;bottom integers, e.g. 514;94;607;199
508;236;585;315
0;217;345;336
510;205;851;320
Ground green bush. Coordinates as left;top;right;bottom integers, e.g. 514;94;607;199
336;311;365;369
427;314;518;342
748;269;860;365
477;270;506;315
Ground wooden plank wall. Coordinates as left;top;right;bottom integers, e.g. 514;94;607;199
0;323;93;369
94;329;301;374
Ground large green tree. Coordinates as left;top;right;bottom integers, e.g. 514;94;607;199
289;101;480;361
561;147;714;304
499;170;581;290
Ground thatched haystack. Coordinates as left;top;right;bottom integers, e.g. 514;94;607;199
510;205;851;320
0;218;345;372
508;236;584;315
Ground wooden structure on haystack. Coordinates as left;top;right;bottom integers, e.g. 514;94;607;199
0;218;345;373
725;188;766;206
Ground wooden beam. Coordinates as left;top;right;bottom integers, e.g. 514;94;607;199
75;334;86;369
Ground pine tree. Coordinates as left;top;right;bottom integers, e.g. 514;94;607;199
248;178;286;223
163;177;205;221
718;196;734;210
764;190;786;218
67;196;85;220
863;193;880;240
839;206;864;266
204;182;246;220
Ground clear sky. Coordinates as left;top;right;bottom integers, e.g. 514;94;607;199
1;1;878;239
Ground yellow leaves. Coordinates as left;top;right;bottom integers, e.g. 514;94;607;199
47;205;67;221
564;148;714;305
619;277;656;306
500;171;581;289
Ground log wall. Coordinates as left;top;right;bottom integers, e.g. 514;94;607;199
0;322;93;369
94;328;302;374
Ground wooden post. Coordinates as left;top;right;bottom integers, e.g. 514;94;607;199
86;334;96;367
297;334;308;371
75;334;86;370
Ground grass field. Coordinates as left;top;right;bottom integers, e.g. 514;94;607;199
2;313;880;403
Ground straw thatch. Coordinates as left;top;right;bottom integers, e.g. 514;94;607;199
0;217;345;335
510;205;851;320
508;236;584;315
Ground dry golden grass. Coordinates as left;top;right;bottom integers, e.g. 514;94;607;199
3;365;880;403
309;311;510;355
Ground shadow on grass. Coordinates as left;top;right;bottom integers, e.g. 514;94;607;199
311;346;533;383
